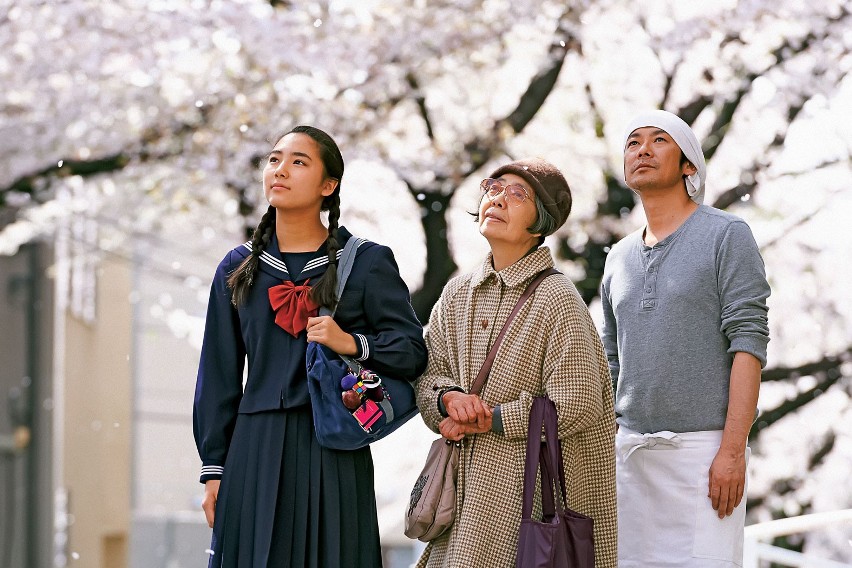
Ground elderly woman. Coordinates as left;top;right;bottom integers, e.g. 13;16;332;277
414;159;617;568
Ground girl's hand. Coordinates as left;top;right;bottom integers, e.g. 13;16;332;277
202;479;220;528
306;315;358;355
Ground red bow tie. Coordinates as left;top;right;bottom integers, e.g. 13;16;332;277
268;280;319;337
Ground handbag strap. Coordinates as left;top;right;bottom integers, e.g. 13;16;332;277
521;397;548;520
468;267;560;395
323;236;365;319
521;397;569;520
323;235;367;370
315;237;396;415
540;399;568;517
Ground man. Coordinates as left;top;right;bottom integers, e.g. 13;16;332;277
601;110;770;567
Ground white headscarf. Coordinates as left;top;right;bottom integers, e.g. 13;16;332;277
622;110;706;205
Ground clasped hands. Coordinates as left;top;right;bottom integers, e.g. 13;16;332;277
439;391;493;441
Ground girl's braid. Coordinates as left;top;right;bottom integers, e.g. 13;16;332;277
310;193;341;310
227;205;275;306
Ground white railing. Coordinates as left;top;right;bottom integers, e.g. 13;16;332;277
743;509;852;568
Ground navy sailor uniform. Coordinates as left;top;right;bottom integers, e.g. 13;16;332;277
193;227;427;567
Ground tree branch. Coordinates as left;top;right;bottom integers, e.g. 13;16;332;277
761;349;852;382
672;94;711;127
406;72;435;141
503;15;577;133
637;13;683;110
0;118;201;208
711;180;756;210
407;6;583;322
750;371;848;440
711;95;808;209
677;5;849;143
1;153;129;207
808;431;835;469
746;430;835;512
460;4;582;179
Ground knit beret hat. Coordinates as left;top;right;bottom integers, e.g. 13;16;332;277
488;158;573;233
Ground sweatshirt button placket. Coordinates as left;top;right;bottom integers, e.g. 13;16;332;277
641;252;658;311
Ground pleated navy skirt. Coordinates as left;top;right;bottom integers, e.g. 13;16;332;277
208;406;382;567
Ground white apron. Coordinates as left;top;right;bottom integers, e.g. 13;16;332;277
616;426;749;567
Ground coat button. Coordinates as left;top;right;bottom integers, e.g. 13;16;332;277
481;319;488;329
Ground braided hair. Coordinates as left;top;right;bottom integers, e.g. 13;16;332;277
227;125;344;310
227;205;276;306
296;125;344;310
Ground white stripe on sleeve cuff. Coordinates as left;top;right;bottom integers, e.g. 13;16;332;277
201;465;224;477
354;334;369;361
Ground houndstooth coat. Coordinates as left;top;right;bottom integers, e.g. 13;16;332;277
414;247;617;568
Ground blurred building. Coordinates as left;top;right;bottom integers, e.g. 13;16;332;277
1;199;133;568
0;242;55;568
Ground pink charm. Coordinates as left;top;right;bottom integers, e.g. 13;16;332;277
353;399;383;431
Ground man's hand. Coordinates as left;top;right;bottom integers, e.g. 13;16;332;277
306;315;357;355
708;448;746;518
710;352;760;518
442;391;492;426
202;479;221;528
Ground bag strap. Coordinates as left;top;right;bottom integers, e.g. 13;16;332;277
540;399;568;517
323;234;366;372
322;236;365;319
468;267;559;396
318;236;397;422
521;397;548;520
521;397;568;520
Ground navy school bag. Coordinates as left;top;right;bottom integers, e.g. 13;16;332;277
305;237;419;450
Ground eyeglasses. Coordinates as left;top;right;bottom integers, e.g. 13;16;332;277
479;178;530;207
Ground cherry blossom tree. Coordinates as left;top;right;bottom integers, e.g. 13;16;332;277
2;0;851;559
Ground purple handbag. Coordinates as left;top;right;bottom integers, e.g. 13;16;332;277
516;397;594;568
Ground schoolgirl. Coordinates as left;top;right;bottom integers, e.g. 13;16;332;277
193;125;427;567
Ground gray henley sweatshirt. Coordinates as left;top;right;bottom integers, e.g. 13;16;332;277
601;205;770;433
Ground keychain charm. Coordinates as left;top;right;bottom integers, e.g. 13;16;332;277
339;367;388;431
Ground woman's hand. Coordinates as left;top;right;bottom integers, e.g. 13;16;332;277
439;416;493;441
202;479;220;528
442;391;492;425
306;315;358;355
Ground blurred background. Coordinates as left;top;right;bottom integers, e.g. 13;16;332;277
1;0;851;566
